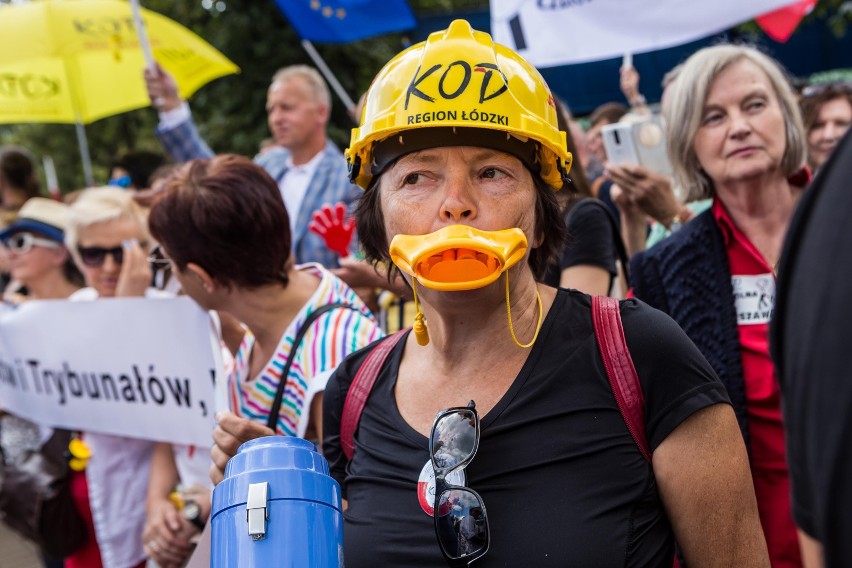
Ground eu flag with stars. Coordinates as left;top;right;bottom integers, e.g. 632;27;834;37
274;0;416;43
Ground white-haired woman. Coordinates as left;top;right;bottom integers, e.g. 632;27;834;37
64;187;160;568
631;44;808;567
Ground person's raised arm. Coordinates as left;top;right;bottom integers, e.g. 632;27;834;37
144;62;183;113
654;404;770;567
143;62;215;161
620;65;650;115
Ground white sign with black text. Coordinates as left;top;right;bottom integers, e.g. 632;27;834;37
490;0;800;67
0;297;220;446
732;274;776;325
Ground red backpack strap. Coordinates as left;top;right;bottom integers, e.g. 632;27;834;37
340;330;408;460
592;296;651;462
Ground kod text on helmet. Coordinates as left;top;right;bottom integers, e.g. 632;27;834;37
405;61;509;110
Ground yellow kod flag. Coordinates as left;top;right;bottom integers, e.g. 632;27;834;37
0;0;239;124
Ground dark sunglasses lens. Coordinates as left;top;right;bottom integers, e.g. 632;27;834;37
435;488;488;560
79;248;105;266
431;409;477;472
79;247;123;267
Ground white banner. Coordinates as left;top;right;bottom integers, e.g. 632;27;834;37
490;0;799;68
0;297;221;446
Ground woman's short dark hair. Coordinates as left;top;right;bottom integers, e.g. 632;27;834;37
355;163;566;282
0;146;40;199
110;150;167;190
148;154;291;289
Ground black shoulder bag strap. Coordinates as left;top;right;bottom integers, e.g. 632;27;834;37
266;302;355;431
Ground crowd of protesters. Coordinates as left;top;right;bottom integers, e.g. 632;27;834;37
0;17;850;568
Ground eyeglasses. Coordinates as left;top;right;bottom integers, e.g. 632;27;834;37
147;245;172;270
430;401;489;567
147;245;172;288
3;232;60;254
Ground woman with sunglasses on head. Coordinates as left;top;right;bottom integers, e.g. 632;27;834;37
799;81;852;174
62;187;164;568
322;20;768;567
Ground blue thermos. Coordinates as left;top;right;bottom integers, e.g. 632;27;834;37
211;436;344;567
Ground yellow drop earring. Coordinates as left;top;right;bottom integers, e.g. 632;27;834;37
411;278;430;346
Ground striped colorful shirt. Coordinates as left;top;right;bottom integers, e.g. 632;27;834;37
228;264;383;437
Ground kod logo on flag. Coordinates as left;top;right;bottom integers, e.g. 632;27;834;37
274;0;416;43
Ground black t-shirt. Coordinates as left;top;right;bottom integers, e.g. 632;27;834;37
542;199;618;288
773;131;852;567
324;290;729;567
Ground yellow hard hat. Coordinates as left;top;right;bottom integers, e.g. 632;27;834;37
346;19;572;190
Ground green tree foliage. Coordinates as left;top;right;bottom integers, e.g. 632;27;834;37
814;0;852;36
737;0;851;37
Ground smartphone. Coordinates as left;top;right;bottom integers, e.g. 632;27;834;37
601;122;640;167
602;116;673;176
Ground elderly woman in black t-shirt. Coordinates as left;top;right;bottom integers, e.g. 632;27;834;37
324;20;769;568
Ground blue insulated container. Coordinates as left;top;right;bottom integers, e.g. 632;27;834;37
211;436;344;568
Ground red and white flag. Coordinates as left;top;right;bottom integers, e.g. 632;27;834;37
757;0;816;43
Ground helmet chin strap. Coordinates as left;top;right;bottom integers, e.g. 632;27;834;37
408;272;543;350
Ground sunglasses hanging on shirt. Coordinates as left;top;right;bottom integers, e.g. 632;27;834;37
430;401;490;567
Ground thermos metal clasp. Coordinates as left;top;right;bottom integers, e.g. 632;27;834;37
246;481;269;540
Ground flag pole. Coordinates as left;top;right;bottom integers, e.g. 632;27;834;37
42;156;60;200
300;39;355;114
129;0;155;69
74;121;94;188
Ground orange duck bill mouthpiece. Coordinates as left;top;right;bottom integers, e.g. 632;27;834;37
389;225;528;291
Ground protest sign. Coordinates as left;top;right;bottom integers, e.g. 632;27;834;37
0;297;220;447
